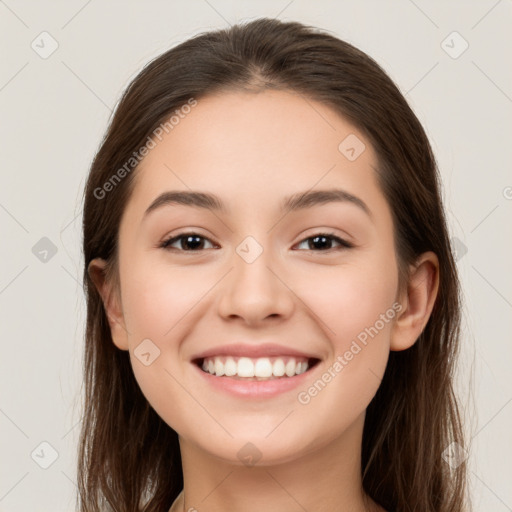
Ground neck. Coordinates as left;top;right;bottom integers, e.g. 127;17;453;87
174;412;384;512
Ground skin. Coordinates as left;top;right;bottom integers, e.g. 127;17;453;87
89;89;439;512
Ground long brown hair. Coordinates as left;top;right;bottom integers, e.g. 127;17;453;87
78;18;469;511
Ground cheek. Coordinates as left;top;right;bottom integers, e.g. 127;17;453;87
120;257;211;339
118;259;213;425
294;271;396;437
296;258;398;344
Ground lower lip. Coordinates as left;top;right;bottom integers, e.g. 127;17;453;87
193;362;319;398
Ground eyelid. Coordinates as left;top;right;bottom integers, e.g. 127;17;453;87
159;231;217;250
292;232;354;252
295;227;354;246
159;230;354;252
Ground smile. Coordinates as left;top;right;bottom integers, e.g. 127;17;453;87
197;355;319;380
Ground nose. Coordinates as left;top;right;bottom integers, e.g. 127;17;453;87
217;241;295;326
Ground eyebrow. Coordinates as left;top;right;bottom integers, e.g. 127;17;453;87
143;188;372;219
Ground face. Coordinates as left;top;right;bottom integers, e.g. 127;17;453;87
100;89;404;465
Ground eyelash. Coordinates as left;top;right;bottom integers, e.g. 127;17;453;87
159;231;354;253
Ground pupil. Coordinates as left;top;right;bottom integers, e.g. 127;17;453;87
184;235;202;250
311;235;330;250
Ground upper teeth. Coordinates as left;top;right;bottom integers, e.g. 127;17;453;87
201;356;310;378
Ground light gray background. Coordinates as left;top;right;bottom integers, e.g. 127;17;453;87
1;1;511;511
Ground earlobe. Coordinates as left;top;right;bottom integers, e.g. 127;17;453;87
390;251;440;352
87;258;129;351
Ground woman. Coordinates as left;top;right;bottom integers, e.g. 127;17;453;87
78;18;469;512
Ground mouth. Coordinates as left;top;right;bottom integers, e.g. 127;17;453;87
193;355;322;381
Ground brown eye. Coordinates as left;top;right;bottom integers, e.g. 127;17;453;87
161;233;216;251
295;233;353;251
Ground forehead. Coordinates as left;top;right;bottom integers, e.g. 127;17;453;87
124;89;387;222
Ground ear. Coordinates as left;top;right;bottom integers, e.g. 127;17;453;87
390;251;440;351
87;258;129;351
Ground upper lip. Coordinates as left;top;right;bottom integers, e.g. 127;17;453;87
190;343;321;361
